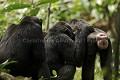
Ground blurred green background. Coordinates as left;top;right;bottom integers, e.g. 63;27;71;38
0;0;120;80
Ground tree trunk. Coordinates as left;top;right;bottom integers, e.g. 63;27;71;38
111;3;120;80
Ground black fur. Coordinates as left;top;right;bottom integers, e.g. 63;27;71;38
44;22;76;80
69;19;112;80
0;16;50;80
69;19;94;67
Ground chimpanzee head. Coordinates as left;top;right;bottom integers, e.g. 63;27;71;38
50;21;75;40
20;16;42;27
69;19;94;34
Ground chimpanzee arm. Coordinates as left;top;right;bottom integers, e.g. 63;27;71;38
99;39;112;80
82;32;97;80
75;26;94;67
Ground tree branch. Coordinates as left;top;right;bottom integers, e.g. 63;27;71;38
46;3;51;31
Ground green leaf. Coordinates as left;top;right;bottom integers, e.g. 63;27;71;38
0;59;17;69
0;3;31;13
0;59;17;73
29;8;40;16
39;0;58;4
1;61;17;69
104;0;115;5
52;70;57;76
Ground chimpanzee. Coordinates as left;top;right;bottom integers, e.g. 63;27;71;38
44;21;76;80
0;24;17;42
44;21;94;80
0;16;50;80
69;19;112;80
69;19;94;67
0;24;17;43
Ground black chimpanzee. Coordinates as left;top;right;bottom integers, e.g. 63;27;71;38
44;21;76;80
69;19;112;80
44;21;94;80
0;16;50;80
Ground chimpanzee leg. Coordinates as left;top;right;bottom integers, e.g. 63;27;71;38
56;64;76;80
99;39;112;80
82;53;96;80
82;38;97;80
38;62;51;80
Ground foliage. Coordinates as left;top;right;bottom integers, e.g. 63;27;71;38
0;0;119;33
0;59;17;73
